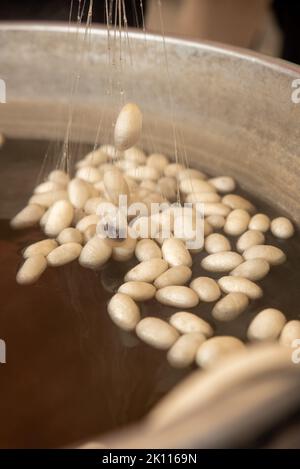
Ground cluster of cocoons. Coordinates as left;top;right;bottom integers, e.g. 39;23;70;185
10;103;297;370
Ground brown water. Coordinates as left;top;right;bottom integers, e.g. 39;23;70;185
0;139;299;448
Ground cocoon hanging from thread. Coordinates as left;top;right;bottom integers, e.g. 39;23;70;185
114;102;143;151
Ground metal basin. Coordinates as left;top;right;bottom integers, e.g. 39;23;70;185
0;22;300;222
0;23;300;449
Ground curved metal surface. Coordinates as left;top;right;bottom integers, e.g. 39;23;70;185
78;344;300;449
0;22;299;223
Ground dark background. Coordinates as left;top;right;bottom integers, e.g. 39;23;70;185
0;0;145;25
0;0;300;64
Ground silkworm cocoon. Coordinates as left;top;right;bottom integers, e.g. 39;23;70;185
29;190;68;208
118;281;156;301
130;216;160;239
172;210;202;245
236;229;265;252
48;169;70;186
83;224;97;244
57;227;83;245
202;203;231;217
247;308;287;341
97;207;128;247
230;258;270;281
156;286;199;308
114;103;143;151
209;176;236;193
16;254;47;285
76;166;102;184
154;266;192;289
185;192;221;203
11;204;45;229
148;192;170;206
196;336;245;369
204;233;231;254
140;179;157;191
201;251;243;272
115;159;138;172
190;277;221;302
224;209;251;236
243;245;286;266
179;178;216;195
157;177;177;201
204;220;213;237
125;259;168;282
47;242;82;266
212;292;249;321
112;235;137;262
83;148;108;166
169;311;213;337
162;238;192;267
124;176;138;192
164;163;185;178
146;191;168;206
177;168;207;181
68;178;90;209
218;276;262;300
145;191;169;206
76;159;90;169
151;208;174;231
76;214;100;233
108;293;141;331
23;239;58;258
99;144;124;160
34;181;64;194
103;168;130;205
105;236;130;250
248;213;270;232
72;208;85;226
271;217;294;239
222;194;255;213
136;317;179;350
130;188;151;204
135;239;162;262
147;153;169;173
84;197;106;215
91;184;103;197
155;229;172;246
89;183;102;196
206;215;225;230
279;320;300;347
44;200;74;237
98;163;116;177
167;332;206;368
126;165;160;181
147;192;172;206
124;147;147;164
40;208;51;228
79;236;112;269
171;205;198;224
88;184;100;198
